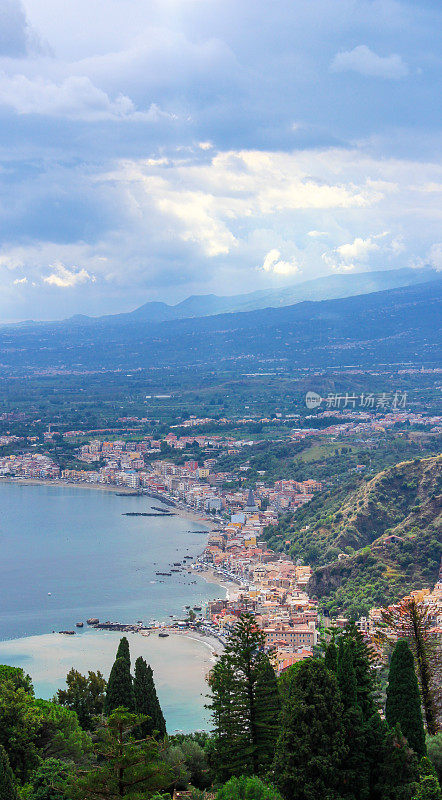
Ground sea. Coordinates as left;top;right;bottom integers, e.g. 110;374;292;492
0;481;225;731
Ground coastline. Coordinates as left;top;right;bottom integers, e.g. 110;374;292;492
0;475;228;608
0;476;219;530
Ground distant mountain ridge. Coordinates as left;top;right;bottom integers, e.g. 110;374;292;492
1;276;441;372
68;267;439;326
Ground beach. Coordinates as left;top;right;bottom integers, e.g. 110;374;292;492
0;480;228;730
0;628;219;732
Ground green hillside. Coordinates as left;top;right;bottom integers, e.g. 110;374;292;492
264;455;442;617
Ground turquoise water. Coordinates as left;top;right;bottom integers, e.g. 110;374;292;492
0;482;224;730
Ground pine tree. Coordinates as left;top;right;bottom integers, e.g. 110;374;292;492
382;599;441;735
336;639;370;799
386;639;427;758
341;623;376;720
207;613;280;779
254;655;281;773
207;655;248;781
104;658;134;715
272;658;348;800
337;640;358;709
324;640;338;672
133;657;166;738
0;745;17;800
70;709;172;799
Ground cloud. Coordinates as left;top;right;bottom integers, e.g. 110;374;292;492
13;276;27;284
323;232;389;272
0;0;44;57
307;230;327;237
336;235;381;261
42;262;96;288
428;243;442;270
331;45;409;79
262;249;299;275
0;73;174;122
107;148;380;258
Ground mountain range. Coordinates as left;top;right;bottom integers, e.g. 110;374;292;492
68;267;439;326
1;276;441;372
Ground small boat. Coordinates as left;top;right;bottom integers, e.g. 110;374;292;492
59;630;75;635
159;632;169;638
76;622;84;628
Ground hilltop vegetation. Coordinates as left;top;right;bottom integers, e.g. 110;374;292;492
264;455;442;617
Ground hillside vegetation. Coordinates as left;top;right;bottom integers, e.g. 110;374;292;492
264;455;442;617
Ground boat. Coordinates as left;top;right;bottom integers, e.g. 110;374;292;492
76;622;84;628
59;630;75;635
158;632;169;638
193;606;202;611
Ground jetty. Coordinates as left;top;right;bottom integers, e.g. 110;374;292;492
122;511;175;517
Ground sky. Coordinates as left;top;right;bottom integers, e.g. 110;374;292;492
0;0;441;321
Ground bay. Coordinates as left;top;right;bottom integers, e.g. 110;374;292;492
0;481;224;731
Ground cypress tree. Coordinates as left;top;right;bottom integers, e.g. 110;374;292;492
380;724;419;800
386;639;426;758
133;657;166;738
104;657;134;715
0;745;17;800
253;655;281;773
115;637;131;668
272;658;348;800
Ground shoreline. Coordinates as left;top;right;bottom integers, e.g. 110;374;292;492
0;476;228;627
0;476;219;531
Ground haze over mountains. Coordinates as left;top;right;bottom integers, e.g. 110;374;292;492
68;267;439;327
1;276;441;373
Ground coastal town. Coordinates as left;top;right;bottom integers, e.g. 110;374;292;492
1;403;441;675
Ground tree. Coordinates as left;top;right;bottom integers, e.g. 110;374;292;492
380;724;419;800
337;640;357;709
0;665;33;695
207;614;280;779
386;640;427;757
115;637;131;669
324;640;338;673
253;655;280;773
216;775;283;800
340;623;376;721
133;657;166;739
382;599;441;735
105;658;134;715
0;672;41;781
57;668;106;730
70;708;173;799
30;758;74;800
414;757;442;800
0;745;17;800
35;700;92;761
272;658;348;800
427;734;442;783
